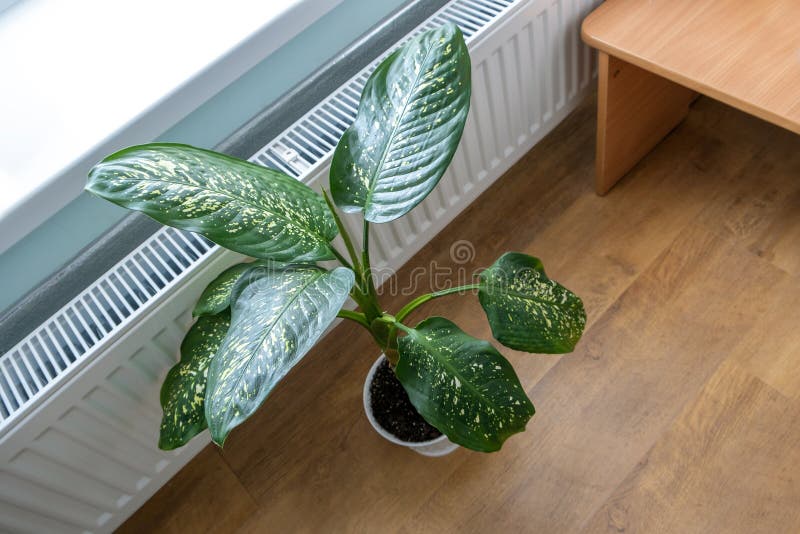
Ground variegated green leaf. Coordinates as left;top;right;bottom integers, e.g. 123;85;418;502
193;262;262;317
205;264;354;445
396;317;534;452
330;23;471;223
478;252;586;354
158;312;230;450
86;144;337;262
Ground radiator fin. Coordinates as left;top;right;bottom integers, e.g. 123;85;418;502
0;229;214;425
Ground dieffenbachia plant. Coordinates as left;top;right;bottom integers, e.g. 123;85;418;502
86;24;585;453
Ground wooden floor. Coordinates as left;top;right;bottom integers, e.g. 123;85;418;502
121;95;800;533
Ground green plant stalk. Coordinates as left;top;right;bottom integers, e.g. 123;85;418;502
337;309;370;328
322;190;362;272
322;190;382;320
361;220;379;302
384;326;400;366
328;246;354;272
371;315;400;366
395;284;481;323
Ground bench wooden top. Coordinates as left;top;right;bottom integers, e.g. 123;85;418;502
582;0;800;134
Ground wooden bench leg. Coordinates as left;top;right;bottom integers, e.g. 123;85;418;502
595;52;697;195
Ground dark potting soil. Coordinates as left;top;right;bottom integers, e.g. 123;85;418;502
370;359;442;442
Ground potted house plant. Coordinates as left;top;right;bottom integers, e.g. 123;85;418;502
86;23;586;455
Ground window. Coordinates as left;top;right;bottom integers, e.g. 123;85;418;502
0;0;341;255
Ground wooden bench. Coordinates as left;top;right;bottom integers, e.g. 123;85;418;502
581;0;800;194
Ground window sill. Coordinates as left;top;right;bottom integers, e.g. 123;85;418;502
0;0;341;254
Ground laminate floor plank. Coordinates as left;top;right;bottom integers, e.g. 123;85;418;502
581;360;800;534
118;447;257;534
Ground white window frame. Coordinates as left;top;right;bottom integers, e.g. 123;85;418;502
0;0;342;254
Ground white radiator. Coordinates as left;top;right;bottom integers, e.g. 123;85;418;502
0;0;599;531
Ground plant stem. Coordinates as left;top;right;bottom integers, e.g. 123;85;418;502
337;309;370;328
370;315;400;365
356;289;383;322
329;246;354;271
320;190;383;320
395;283;481;323
362;220;378;299
322;190;362;274
347;284;382;321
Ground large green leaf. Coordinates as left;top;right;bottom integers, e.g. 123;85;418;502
330;23;471;223
87;143;337;262
159;312;230;450
396;317;534;452
205;264;354;445
193;262;262;317
478;252;586;354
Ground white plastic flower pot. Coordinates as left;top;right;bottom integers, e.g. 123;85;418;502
363;355;459;457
